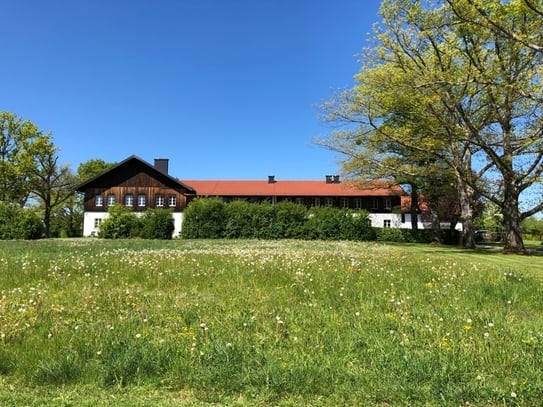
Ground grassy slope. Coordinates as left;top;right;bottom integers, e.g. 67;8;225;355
0;238;542;406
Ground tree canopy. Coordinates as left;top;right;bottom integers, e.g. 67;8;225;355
0;111;55;206
319;0;543;252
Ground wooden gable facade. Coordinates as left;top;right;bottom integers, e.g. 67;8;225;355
77;156;195;213
76;156;196;237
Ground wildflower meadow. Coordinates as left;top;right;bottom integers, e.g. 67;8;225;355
0;239;542;406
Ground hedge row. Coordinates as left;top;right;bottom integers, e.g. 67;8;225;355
181;198;376;241
182;198;461;244
375;227;460;245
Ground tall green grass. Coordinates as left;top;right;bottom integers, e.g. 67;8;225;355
0;239;542;405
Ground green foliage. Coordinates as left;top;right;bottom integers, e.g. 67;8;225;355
0;201;43;239
141;208;175;240
522;216;543;240
183;198;375;241
320;0;543;251
475;202;504;234
375;227;460;244
98;205;143;239
303;207;375;241
0;111;56;207
272;200;308;238
77;159;117;183
181;197;226;238
223;200;254;238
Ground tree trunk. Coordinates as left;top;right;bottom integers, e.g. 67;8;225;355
429;201;442;243
502;180;525;253
457;177;476;249
43;194;51;238
410;185;419;230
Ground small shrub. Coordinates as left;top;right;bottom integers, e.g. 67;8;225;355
0;201;43;239
99;205;143;239
273;200;307;239
224;200;254;238
303;207;374;240
182;198;226;238
141;208;175;239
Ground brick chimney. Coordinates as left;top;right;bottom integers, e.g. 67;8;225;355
154;158;169;175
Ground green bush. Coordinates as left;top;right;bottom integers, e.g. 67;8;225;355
223;200;308;239
141;208;175;239
98;205;143;239
224;200;254;238
376;227;414;243
303;207;374;241
181;198;226;238
273;200;307;238
0;201;43;239
375;228;460;244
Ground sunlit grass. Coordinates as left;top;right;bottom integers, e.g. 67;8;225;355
0;238;542;405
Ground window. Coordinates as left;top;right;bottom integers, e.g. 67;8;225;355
354;198;362;209
340;198;349;209
312;197;321;207
107;194;116;206
156;195;164;207
384;197;392;210
384;219;391;228
168;195;177;207
325;198;333;207
296;197;304;205
125;194;134;207
95;194;104;207
138;194;146;207
94;218;102;228
371;198;379;209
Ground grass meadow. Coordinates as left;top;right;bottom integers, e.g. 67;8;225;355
0;238;542;406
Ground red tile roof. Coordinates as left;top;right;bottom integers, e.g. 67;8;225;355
181;179;404;197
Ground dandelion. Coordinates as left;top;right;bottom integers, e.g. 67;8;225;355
511;391;517;398
484;332;490;338
135;333;142;339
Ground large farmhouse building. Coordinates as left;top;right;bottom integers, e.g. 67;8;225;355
76;155;423;237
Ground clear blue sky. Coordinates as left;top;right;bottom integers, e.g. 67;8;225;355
1;0;382;180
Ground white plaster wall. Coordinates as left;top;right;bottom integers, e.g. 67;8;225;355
83;212;109;236
369;213;423;229
172;212;183;238
83;211;183;237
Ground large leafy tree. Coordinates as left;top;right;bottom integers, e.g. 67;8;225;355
320;0;543;252
0;111;54;206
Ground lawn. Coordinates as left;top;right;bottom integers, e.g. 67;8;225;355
0;238;542;406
